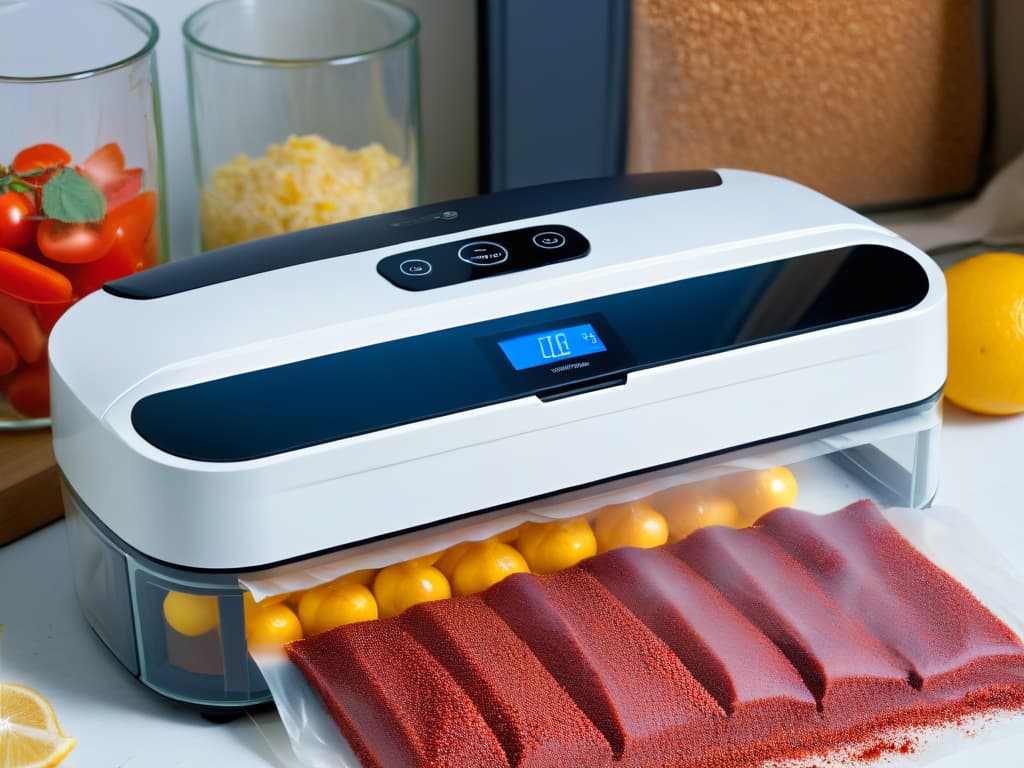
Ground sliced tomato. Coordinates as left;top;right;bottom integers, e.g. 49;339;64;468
0;191;38;253
0;248;74;303
37;219;116;264
12;143;71;174
101;168;143;210
79;142;143;209
76;242;145;296
6;362;50;418
84;142;126;171
108;190;157;253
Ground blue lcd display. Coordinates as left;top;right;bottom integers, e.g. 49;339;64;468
497;323;608;371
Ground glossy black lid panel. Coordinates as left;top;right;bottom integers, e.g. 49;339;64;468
131;244;930;463
105;171;721;300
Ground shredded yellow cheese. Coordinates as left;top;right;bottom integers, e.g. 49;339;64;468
200;134;413;250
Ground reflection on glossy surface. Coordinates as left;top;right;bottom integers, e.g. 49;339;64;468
131;244;929;463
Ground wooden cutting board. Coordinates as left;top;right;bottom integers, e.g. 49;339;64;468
0;429;63;545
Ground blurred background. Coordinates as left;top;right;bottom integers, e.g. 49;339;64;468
84;0;1024;258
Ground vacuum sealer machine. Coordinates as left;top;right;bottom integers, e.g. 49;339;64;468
49;170;946;709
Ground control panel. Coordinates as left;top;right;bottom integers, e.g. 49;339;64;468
133;243;929;462
377;224;589;291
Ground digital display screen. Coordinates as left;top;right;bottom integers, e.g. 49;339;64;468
497;323;608;371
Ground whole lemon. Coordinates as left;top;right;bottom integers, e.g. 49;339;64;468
946;252;1024;415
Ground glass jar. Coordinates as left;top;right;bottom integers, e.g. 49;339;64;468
0;0;166;428
184;0;421;252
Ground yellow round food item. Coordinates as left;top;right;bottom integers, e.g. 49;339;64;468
493;527;519;544
242;591;289;617
307;583;378;635
294;570;377;621
945;252;1024;414
163;591;219;637
373;562;452;619
297;586;330;630
434;541;474;580
0;683;75;768
242;591;259;620
335;568;376;586
593;501;669;553
516;519;598;575
406;551;444;568
246;603;304;649
725;467;799;526
451;540;529;596
660;486;740;542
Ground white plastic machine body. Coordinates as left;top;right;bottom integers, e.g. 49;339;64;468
50;170;946;708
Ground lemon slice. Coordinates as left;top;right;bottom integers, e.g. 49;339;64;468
1;724;76;768
0;683;76;768
1;683;61;734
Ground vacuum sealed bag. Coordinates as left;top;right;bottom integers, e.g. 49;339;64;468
254;501;1024;768
239;399;940;604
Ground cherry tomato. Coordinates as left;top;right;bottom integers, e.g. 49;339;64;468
0;191;38;253
0;248;73;303
6;362;49;418
0;334;17;377
37;219;116;264
0;293;45;363
12;143;71;174
108;191;157;252
80;142;143;209
76;242;144;296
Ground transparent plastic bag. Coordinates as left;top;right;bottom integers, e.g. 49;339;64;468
253;503;1024;768
241;408;938;603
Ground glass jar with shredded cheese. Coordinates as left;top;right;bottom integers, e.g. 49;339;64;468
184;0;420;251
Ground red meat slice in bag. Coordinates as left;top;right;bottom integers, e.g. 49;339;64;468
483;569;725;768
671;525;915;732
400;594;614;768
583;545;818;761
756;500;1024;697
286;620;510;768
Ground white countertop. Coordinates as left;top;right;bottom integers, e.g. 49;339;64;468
3;402;1024;768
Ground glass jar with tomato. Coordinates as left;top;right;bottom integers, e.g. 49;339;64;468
0;0;166;427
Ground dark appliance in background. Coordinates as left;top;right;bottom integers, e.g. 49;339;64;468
479;0;630;193
479;0;991;211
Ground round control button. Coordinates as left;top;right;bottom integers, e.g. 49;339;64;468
399;258;433;277
458;241;509;267
532;231;566;249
